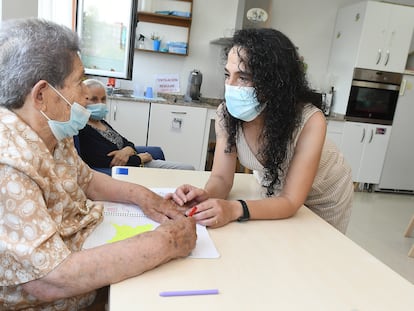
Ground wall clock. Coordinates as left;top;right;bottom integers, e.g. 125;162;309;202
246;8;268;23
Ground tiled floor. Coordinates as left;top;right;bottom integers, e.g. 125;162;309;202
346;191;414;284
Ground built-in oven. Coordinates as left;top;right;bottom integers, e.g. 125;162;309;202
345;68;402;125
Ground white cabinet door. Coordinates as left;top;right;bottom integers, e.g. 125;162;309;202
106;99;150;146
357;2;414;72
341;122;366;181
358;124;391;184
341;121;391;184
356;3;389;70
147;103;207;170
326;120;344;149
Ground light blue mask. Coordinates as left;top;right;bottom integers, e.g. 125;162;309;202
86;103;109;120
225;84;266;122
40;84;91;141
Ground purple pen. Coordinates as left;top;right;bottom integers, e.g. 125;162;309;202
159;289;219;297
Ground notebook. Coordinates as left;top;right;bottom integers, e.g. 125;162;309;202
83;188;220;259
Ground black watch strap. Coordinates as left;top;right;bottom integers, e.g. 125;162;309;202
237;199;250;222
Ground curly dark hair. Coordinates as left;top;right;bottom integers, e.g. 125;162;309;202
222;28;317;196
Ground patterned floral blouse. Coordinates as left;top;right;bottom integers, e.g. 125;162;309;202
0;107;104;310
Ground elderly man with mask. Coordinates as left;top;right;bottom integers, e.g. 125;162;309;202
0;18;196;310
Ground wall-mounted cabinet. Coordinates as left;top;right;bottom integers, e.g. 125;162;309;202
356;3;413;72
327;1;414;114
136;0;193;56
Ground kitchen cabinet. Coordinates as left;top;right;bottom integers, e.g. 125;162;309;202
327;1;414;114
341;121;392;184
147;103;208;170
136;0;193;56
106;99;150;146
332;1;413;73
356;2;413;72
326;120;344;149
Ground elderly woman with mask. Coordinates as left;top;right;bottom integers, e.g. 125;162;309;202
0;18;196;310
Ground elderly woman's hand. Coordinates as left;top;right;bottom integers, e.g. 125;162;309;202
155;215;197;259
107;148;132;167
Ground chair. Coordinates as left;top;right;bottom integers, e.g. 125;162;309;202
404;215;414;258
73;136;165;176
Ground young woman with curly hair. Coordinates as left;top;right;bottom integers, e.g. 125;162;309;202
168;28;353;233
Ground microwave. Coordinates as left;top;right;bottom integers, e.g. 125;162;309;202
345;68;402;125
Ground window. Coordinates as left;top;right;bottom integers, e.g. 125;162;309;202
76;0;138;79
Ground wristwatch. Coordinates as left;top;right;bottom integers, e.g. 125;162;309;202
237;200;250;222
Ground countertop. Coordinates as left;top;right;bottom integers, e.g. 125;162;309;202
109;92;222;110
326;112;345;121
109;90;346;120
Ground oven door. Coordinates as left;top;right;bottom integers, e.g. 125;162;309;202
345;80;400;125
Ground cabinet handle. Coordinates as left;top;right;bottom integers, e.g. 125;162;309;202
376;49;382;65
368;128;373;143
113;103;117;121
360;128;365;143
172;117;183;129
171;111;187;115
384;50;390;66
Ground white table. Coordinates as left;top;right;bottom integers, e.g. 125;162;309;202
109;167;414;311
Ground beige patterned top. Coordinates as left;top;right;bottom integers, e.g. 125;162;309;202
0;107;104;310
217;104;353;233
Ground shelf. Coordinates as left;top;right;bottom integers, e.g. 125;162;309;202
136;0;193;56
210;37;232;46
135;48;188;57
137;12;191;28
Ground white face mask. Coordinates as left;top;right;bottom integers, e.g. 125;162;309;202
40;83;91;141
224;84;266;121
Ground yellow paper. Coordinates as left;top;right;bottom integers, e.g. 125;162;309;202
107;223;154;243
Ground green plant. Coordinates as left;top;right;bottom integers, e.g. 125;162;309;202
150;33;160;41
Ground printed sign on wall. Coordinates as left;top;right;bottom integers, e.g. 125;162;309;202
155;74;180;93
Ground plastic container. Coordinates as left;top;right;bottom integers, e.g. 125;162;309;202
167;41;187;54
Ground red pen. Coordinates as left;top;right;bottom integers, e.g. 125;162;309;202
188;206;198;217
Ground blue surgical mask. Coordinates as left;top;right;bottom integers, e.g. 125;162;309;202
86;103;109;120
225;84;266;122
40;84;91;141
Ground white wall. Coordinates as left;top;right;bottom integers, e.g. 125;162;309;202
118;0;240;99
9;0;414;99
118;0;414;99
1;0;37;20
38;0;72;29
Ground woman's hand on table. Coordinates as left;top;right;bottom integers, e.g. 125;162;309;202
185;198;242;228
165;184;209;207
140;194;188;223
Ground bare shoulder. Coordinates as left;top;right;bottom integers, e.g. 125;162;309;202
304;110;326;133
